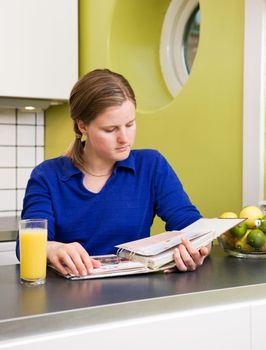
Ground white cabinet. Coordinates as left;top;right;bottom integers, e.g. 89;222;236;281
251;302;266;350
42;307;250;350
0;304;251;350
0;0;78;101
0;242;18;266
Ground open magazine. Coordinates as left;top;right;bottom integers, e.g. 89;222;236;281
50;218;244;280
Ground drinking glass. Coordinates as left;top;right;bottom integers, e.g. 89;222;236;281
19;219;48;286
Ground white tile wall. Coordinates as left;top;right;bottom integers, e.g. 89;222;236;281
17;168;32;188
36;126;44;146
0;147;16;167
0;190;16;211
17;111;36;125
0;124;16;145
0;169;16;189
36;147;44;165
0;109;16;124
17;147;35;167
17;125;35;146
36;112;44;125
0;108;45;216
17;189;25;211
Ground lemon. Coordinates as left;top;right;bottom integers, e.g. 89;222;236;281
239;206;263;228
247;228;266;249
219;212;238;219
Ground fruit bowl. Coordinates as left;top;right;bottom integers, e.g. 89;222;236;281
218;234;266;259
218;223;266;259
218;206;266;259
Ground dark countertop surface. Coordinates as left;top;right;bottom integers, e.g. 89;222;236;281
1;246;266;342
0;216;19;241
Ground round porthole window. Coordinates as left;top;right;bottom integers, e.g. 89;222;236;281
160;0;200;97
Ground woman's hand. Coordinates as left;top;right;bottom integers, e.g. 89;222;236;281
172;239;212;272
47;241;101;276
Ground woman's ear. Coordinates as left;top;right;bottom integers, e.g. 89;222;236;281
76;120;87;134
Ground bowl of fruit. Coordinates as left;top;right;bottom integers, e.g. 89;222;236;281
218;205;266;258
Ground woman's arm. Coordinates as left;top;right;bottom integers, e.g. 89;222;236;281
153;152;211;271
18;163;100;276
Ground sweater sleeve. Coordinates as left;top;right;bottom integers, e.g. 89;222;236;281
16;166;56;259
153;152;202;231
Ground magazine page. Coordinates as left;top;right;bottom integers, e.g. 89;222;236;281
49;254;152;280
116;229;209;256
116;218;244;257
182;218;245;237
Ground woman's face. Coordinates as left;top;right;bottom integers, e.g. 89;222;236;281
79;100;136;163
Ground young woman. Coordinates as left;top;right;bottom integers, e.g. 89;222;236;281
17;69;211;276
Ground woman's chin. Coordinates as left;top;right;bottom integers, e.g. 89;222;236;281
114;149;130;161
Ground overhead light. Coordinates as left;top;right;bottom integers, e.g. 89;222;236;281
24;106;36;111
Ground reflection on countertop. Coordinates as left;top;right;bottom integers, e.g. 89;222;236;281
0;216;19;242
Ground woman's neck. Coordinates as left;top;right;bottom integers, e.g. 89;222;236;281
82;149;115;176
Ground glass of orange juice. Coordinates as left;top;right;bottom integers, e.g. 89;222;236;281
19;219;48;286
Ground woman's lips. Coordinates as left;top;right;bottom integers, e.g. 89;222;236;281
115;145;130;152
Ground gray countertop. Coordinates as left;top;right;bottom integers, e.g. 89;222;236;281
1;246;266;342
0;216;19;241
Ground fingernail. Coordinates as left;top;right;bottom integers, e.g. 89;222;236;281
82;269;87;276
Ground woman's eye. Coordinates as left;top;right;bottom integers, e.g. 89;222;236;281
126;122;134;128
105;129;115;133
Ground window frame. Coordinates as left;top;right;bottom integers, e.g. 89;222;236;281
160;0;199;97
242;0;265;208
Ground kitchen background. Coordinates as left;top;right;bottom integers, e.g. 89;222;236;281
0;0;260;237
46;0;245;234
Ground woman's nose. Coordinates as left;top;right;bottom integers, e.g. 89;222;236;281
117;128;128;143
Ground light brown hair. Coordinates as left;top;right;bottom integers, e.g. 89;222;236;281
66;69;136;170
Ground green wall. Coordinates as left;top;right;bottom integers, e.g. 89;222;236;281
45;0;245;233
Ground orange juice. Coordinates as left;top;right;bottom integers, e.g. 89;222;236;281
20;229;47;281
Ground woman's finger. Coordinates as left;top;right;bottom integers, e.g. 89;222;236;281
53;243;87;276
181;239;202;266
199;246;209;257
66;243;94;276
91;258;102;268
178;243;197;271
78;249;101;274
173;246;188;271
50;257;69;275
52;250;79;276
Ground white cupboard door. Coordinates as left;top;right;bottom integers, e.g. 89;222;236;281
0;0;78;100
